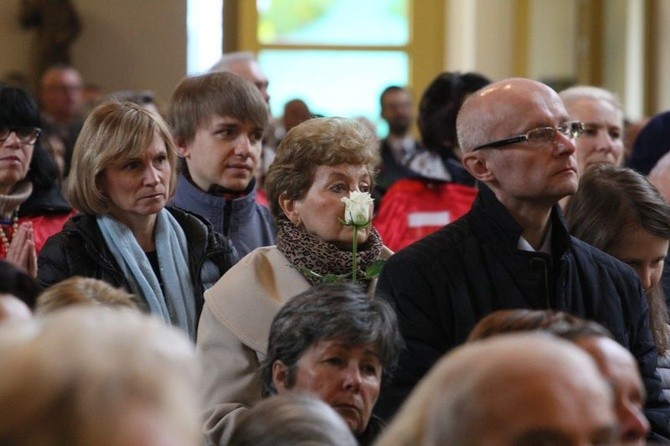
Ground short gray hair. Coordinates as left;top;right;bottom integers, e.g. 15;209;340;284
261;282;403;396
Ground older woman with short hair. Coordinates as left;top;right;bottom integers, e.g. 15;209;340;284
37;101;236;340
198;116;392;445
261;282;402;444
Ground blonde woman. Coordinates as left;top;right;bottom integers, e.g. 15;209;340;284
37;101;236;339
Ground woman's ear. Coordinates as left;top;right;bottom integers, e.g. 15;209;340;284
279;192;301;225
272;360;290;393
462;151;495;183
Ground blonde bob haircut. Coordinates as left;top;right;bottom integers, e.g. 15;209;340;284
66;101;178;215
265;117;380;221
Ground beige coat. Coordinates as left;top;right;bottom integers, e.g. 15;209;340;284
197;245;390;445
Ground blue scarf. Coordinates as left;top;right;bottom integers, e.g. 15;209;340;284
97;209;197;339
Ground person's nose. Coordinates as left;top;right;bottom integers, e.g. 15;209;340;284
3;131;22;148
594;130;614;152
554;130;576;156
638;265;656;293
618;401;650;443
234;134;254;158
143;165;160;186
342;364;362;392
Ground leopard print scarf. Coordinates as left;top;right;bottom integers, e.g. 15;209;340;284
275;218;384;287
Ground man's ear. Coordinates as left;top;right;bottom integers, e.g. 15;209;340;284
272;360;290;393
462;151;495;183
278;192;301;225
174;138;190;159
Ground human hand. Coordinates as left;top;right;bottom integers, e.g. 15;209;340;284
5;222;37;278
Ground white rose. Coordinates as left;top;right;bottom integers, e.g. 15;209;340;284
341;191;373;227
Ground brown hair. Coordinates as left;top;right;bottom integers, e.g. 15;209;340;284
265;117;380;221
167;71;269;146
565;164;670;353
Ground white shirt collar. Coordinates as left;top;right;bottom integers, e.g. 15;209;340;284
517;220;552;254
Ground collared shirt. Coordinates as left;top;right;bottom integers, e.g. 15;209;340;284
517;220;553;254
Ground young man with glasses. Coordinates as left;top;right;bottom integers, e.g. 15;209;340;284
376;78;670;442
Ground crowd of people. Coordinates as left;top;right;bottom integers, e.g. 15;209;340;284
1;50;670;446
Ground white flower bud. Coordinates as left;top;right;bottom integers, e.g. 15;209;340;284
341;191;373;227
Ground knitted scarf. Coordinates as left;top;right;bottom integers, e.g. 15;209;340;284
275;218;383;287
0;181;32;220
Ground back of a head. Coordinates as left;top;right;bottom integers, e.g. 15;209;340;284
229;394;357;446
628;110;670;175
466;308;587;342
0;307;199;446
376;333;613;446
417;71;490;156
35;276;140;315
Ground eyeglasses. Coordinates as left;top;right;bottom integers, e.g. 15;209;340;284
0;126;42;145
472;121;585;151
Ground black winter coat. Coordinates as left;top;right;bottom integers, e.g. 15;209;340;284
37;206;237;324
376;184;670;440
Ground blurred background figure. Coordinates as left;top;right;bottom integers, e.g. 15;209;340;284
375;333;618;446
624;116;650;161
105;89;160;114
281;99;312;135
0;260;36;322
209;52;270;104
467;309;650;445
627;110;670;202
559;86;625;175
35;276;140;315
20;0;82;81
373;72;490;251
376;85;422;197
228;394;357;446
37;64;84;177
275;97;313;148
38;101;235;340
0;307;201;446
0;85;74;277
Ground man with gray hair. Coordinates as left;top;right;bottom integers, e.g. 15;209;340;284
376;77;670;440
210;51;270;104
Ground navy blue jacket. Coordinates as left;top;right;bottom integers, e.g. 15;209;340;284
376;184;670;439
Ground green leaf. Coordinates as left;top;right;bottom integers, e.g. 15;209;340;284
364;259;386;279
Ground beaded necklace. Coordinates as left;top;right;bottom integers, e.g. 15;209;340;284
0;209;20;258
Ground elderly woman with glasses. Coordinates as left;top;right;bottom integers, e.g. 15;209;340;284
37;101;236;340
0;86;74;278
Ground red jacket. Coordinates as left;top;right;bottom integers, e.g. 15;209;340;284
373;179;477;252
0;212;74;258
